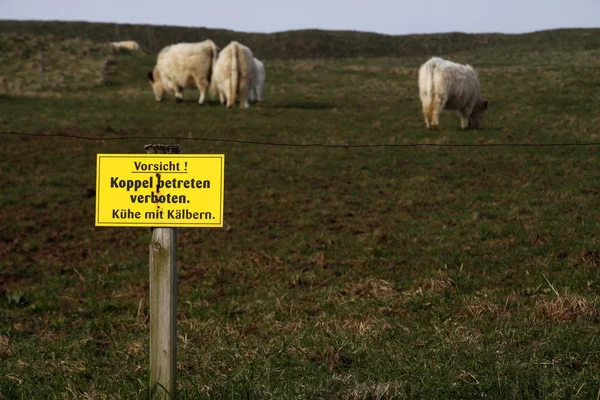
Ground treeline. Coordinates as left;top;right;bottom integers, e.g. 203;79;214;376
0;20;598;59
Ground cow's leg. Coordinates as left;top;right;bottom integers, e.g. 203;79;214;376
222;79;234;108
238;93;250;109
195;77;208;105
460;105;474;130
240;88;250;109
222;78;235;108
459;113;469;130
429;95;446;129
240;91;250;109
422;102;431;129
429;102;441;129
226;94;234;108
174;85;184;103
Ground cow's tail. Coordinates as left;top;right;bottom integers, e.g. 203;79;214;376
206;42;219;99
229;43;239;108
419;59;438;128
423;59;436;100
209;41;218;83
206;42;217;97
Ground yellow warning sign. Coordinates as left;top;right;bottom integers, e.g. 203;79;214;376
95;154;224;227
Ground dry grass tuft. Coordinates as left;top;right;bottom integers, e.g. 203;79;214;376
126;341;144;357
322;346;352;372
422;270;456;294
248;251;285;272
333;374;406;400
402;270;457;298
433;323;483;348
457;300;511;320
340;277;398;300
568;249;600;269
534;296;599;322
65;383;110;400
315;316;391;338
0;335;11;358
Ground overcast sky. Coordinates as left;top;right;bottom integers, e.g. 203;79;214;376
1;0;598;35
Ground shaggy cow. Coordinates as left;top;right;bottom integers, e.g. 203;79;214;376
249;58;265;102
147;40;219;104
212;41;256;108
418;57;488;129
110;40;140;52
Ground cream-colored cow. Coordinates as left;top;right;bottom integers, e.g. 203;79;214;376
110;40;140;51
418;57;488;129
148;40;219;104
249;58;265;102
212;41;256;108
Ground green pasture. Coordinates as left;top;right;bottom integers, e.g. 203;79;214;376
1;25;600;399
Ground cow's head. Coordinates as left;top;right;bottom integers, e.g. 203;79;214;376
148;68;165;102
468;99;488;129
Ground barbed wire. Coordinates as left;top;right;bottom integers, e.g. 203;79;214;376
2;130;600;149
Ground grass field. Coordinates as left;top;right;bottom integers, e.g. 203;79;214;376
1;23;600;399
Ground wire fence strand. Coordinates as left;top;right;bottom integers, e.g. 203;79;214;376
3;130;600;149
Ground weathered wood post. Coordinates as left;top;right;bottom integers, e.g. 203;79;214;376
145;144;180;399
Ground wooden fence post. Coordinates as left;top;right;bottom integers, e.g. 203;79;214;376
145;144;180;399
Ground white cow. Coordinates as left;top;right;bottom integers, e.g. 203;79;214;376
418;57;488;129
249;58;265;102
212;41;256;108
148;40;219;104
110;40;140;52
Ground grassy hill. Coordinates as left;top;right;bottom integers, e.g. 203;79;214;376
1;19;599;59
1;20;600;399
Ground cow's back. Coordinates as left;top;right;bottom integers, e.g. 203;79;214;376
156;41;217;86
213;41;256;108
420;57;481;107
235;43;256;89
438;60;480;110
214;42;254;82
